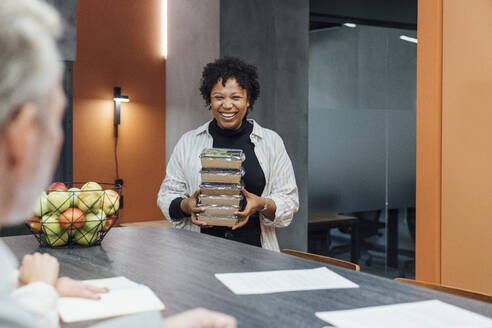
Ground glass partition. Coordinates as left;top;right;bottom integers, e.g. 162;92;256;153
308;24;416;277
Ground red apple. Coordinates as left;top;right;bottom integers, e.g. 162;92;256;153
27;215;41;233
59;208;86;230
48;182;68;193
102;214;117;232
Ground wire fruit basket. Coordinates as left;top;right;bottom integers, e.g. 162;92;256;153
26;182;121;248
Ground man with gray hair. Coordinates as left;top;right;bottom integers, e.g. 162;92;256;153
0;0;236;327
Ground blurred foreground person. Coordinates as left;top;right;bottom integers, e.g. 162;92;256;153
0;0;236;327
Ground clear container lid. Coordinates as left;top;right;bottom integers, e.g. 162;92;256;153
200;148;245;161
200;168;245;176
199;183;243;191
196;213;238;219
198;204;240;210
199;194;243;200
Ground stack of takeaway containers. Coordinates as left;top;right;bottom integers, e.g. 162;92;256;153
197;149;245;227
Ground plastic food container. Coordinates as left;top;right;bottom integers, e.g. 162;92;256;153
198;194;243;206
200;148;245;170
198;204;240;216
196;214;238;227
200;183;243;196
200;168;244;184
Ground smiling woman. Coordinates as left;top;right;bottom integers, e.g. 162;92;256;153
157;57;299;251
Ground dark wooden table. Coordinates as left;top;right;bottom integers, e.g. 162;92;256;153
3;227;492;327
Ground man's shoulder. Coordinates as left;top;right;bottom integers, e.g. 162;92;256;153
0;295;37;328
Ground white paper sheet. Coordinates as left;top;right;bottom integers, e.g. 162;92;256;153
58;276;165;323
215;267;358;295
316;300;492;328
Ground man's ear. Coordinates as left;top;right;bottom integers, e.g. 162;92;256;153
3;103;39;175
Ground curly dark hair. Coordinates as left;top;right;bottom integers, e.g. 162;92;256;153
199;56;260;110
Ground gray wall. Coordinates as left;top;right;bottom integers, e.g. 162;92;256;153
166;0;220;160
221;0;309;251
46;0;77;61
166;0;309;251
309;25;416;216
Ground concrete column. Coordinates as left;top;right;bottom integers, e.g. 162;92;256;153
221;0;309;251
165;0;309;251
166;0;220;160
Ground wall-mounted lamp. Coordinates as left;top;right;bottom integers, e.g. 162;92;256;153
113;87;129;126
112;87;128;205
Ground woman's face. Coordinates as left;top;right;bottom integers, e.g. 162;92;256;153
210;78;250;130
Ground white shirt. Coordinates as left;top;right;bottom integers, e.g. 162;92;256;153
0;241;162;328
0;241;59;328
157;119;299;251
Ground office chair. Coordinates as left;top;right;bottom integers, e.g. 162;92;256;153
282;249;360;271
395;278;492;304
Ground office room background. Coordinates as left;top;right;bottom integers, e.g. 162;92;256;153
1;0;491;296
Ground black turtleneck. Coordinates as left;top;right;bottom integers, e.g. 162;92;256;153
169;118;266;247
208;119;266;197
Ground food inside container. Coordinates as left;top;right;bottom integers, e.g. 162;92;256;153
198;204;239;216
200;168;244;184
198;194;243;206
196;214;238;227
199;183;243;196
200;148;245;170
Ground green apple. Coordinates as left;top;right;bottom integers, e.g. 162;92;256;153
66;229;76;239
78;192;103;212
102;190;120;215
41;213;63;235
73;229;98;246
81;182;103;196
68;187;81;207
82;210;106;234
79;182;104;212
47;191;71;213
33;192;53;217
45;231;69;247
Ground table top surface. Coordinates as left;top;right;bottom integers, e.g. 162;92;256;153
3;227;492;328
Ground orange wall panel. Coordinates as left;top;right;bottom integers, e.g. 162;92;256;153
441;0;492;294
73;0;166;223
416;0;443;283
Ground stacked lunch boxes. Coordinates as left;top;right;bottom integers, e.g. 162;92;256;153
198;148;245;227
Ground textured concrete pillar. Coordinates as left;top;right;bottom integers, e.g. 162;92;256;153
166;0;220;160
165;0;309;251
221;0;309;251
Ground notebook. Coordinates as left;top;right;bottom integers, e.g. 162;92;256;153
58;276;165;323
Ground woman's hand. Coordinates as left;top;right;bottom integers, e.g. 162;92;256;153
232;189;266;230
180;190;210;228
18;253;59;286
55;277;109;300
